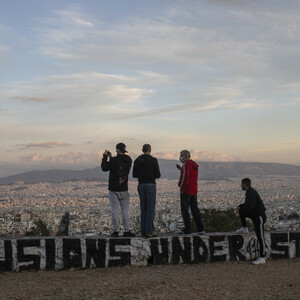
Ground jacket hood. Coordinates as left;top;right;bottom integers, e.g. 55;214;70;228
137;154;152;161
186;159;198;170
117;154;132;163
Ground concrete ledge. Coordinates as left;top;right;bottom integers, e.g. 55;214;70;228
0;231;299;272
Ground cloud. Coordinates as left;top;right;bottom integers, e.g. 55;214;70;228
1;148;239;177
18;150;102;168
154;149;240;162
15;141;72;150
281;97;300;107
10;96;50;102
27;5;300;113
1;71;155;109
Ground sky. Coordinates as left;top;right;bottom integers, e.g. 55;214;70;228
0;0;300;177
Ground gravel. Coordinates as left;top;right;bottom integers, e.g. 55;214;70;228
1;258;299;299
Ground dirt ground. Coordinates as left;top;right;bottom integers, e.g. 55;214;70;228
0;259;299;300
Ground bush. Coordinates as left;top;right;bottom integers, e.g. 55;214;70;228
24;219;50;236
191;208;253;233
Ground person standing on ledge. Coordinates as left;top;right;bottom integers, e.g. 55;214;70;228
101;143;135;238
236;178;267;265
178;150;205;235
133;144;161;238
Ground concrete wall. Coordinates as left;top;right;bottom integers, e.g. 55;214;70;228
0;231;299;272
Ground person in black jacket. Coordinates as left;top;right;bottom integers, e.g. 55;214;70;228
133;144;161;237
236;178;267;264
101;143;135;237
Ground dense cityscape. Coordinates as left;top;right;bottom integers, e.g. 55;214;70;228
0;176;299;237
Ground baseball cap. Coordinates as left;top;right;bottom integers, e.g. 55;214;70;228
116;142;128;153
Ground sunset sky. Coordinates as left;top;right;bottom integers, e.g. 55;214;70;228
1;0;300;177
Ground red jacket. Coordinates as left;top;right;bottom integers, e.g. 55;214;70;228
178;159;198;195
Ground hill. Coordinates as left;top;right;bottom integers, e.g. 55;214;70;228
0;160;299;184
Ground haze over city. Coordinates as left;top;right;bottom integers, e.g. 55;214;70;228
1;0;300;178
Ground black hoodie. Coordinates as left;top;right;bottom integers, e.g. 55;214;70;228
133;154;161;184
101;154;132;191
239;187;266;216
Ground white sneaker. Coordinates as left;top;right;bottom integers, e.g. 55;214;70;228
197;231;206;236
252;257;266;265
236;227;249;234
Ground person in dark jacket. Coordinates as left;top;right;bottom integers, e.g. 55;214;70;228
178;150;205;235
133;144;161;237
101;143;135;237
236;178;267;264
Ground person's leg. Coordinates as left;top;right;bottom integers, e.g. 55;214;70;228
189;195;204;232
145;184;157;234
251;214;267;258
119;191;130;232
108;191;119;232
180;192;191;234
239;209;247;227
138;184;147;235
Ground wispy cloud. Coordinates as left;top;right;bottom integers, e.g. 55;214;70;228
18;150;102;167
15;141;72;150
154;149;240;162
11;96;50;102
9;148;239;173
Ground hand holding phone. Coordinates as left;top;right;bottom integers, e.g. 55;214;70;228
176;164;181;170
104;150;112;157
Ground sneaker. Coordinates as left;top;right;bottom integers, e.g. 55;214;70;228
252;257;266;265
111;231;119;237
123;231;136;237
197;231;206;236
236;227;249;234
144;233;158;238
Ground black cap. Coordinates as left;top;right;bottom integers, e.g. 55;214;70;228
116;142;128;153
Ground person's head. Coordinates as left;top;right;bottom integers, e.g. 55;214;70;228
116;143;128;155
241;178;251;191
142;144;151;154
179;150;191;163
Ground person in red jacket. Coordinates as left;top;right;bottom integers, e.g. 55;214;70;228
178;150;205;235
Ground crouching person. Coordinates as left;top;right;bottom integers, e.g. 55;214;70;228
236;178;267;264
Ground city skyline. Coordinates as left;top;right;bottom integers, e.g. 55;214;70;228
1;0;300;178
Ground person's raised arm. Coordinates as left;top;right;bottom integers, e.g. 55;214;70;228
101;151;111;172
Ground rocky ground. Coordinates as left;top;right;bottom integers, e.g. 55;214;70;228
1;258;300;299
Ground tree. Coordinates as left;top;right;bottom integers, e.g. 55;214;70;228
24;219;50;236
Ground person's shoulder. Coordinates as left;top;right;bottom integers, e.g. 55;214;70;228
134;155;142;162
247;187;257;195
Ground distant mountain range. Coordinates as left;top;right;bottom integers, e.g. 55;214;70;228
0;160;300;185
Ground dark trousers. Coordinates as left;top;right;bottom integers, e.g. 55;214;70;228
180;192;204;233
138;183;156;235
240;211;267;257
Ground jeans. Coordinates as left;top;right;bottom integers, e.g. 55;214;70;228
180;192;204;233
239;211;267;257
138;183;156;235
108;191;129;232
